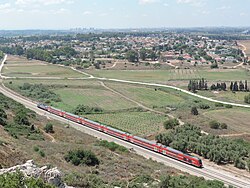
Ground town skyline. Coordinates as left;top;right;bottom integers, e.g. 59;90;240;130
0;0;249;29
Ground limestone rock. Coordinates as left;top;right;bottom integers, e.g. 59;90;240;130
0;160;73;188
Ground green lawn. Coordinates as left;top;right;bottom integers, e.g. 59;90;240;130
85;111;167;137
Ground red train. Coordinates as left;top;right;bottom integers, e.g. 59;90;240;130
37;104;203;168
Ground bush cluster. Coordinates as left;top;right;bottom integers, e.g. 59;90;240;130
19;83;61;104
156;124;249;169
98;140;128;152
209;120;227;129
64;149;99;166
73;104;103;115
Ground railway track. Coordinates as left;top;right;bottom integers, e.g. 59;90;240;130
1;55;250;187
0;83;250;187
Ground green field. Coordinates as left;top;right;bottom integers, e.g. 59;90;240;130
105;82;185;109
4;79;137;112
2;64;86;78
85;111;167;136
198;90;248;104
87;69;250;83
4;77;250;137
52;87;137;112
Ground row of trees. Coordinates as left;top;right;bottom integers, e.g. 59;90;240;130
229;80;248;92
188;79;249;92
210;82;227;91
0;45;24;56
156;124;250;170
26;46;77;64
188;78;208;92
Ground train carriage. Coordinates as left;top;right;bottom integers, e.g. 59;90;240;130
64;112;81;123
37;103;203;168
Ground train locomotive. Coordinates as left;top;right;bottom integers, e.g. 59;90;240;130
37;103;203;168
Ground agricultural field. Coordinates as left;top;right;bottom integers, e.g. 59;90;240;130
104;82;185;110
239;40;250;57
2;56;86;78
52;87;137;112
3;77;250;139
87;68;250;83
197;90;248;105
4;79;137;112
85;111;167;137
204;108;250;134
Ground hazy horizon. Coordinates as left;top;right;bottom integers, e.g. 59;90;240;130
0;0;249;30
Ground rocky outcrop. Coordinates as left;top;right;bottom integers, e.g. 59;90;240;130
0;160;74;188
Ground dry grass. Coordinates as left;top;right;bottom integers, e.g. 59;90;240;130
204;108;250;134
239;40;250;57
3;55;86;78
0;113;178;185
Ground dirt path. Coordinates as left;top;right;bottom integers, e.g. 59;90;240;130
239;43;247;58
104;62;117;69
99;81;184;125
40;128;56;143
219;132;250;137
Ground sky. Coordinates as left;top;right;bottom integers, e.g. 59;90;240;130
0;0;249;29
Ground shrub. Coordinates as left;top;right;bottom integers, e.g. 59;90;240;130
234;158;246;169
220;123;228;129
215;103;224;107
33;146;40;152
199;104;210;109
0;171;54;188
0;108;7;126
225;104;233;108
65;149;99;166
39;150;45;157
98;140;128;152
44;123;54;133
210;62;218;69
209;120;220;129
73;105;103;115
164;118;179;129
191;107;199;115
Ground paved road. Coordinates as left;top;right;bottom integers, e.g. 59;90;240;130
1;55;250;187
